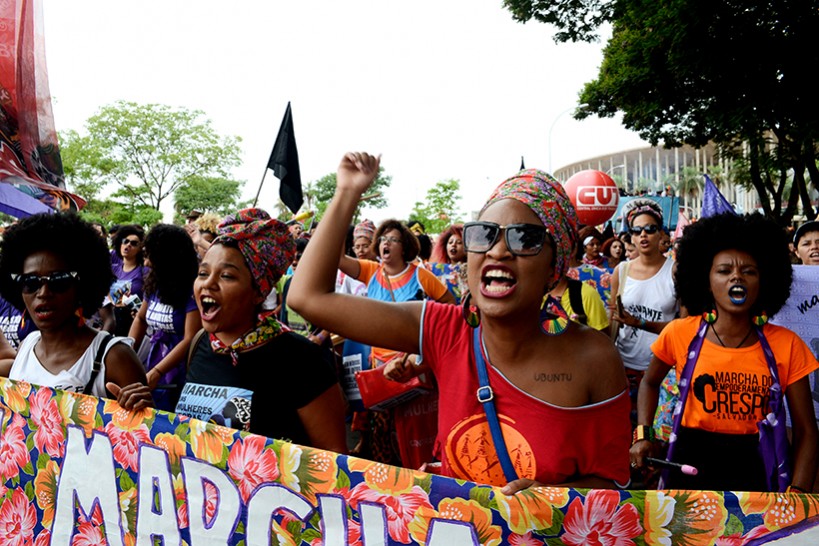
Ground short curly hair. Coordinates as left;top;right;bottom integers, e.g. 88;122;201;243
112;224;145;262
675;213;792;317
431;224;464;264
142;224;199;309
0;213;114;317
373;219;420;263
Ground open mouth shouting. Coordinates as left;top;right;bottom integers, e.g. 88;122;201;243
33;304;55;321
728;285;747;305
480;266;517;298
199;296;221;321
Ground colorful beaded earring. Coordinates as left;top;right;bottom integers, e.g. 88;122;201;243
703;309;717;324
752;312;768;326
462;293;480;328
540;295;569;336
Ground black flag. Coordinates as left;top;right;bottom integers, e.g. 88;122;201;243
520;156;525;171
267;102;303;214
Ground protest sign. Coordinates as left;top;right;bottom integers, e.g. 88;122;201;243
2;377;819;544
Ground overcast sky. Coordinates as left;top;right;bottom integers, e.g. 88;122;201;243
42;0;648;224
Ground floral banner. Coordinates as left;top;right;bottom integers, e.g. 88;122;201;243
2;377;819;545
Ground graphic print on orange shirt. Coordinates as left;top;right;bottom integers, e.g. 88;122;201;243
445;414;535;486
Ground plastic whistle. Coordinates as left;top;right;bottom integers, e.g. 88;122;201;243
646;457;698;476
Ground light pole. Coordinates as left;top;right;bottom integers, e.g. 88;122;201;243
547;106;577;174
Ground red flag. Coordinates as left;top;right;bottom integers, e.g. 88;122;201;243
0;0;85;211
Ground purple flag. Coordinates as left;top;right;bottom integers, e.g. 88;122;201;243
701;174;735;217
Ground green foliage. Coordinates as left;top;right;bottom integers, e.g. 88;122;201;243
313;167;392;223
563;0;819;224
502;0;613;42
173;175;244;217
81;101;242;211
58;129;119;202
409;179;464;234
79;198;163;229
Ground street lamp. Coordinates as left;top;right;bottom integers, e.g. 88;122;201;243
547;106;577;174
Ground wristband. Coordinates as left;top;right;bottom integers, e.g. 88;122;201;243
786;484;808;494
639;317;647;329
632;425;654;445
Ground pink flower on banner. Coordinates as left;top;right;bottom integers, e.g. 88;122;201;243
561;490;642;546
0;414;30;481
509;532;540;546
71;521;105;546
30;387;65;457
0;487;36;546
348;483;433;544
105;422;152;471
34;529;51;546
176;475;219;529
227;435;280;502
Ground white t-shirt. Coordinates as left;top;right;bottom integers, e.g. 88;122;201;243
615;258;678;371
9;330;132;397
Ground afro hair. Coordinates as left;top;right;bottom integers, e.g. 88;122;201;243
0;212;114;317
674;213;792;318
142;224;199;309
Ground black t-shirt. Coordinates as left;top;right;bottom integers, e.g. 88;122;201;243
177;331;338;446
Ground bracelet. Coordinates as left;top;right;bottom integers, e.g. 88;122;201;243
639;317;647;329
632;425;654;445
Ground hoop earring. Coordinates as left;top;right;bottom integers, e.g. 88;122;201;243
462;292;480;328
752;311;768;327
540;295;569;336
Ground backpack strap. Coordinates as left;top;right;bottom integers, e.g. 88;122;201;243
279;276;293;322
187;328;207;369
567;278;587;325
87;333;114;395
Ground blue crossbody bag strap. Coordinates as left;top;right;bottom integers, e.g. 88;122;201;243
472;327;519;483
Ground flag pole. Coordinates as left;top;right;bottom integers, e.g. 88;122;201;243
253;165;269;208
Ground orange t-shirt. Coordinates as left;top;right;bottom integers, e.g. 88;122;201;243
651;316;818;434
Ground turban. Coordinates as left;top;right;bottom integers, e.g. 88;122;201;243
482;169;579;290
353;219;376;241
624;198;664;227
214;208;295;298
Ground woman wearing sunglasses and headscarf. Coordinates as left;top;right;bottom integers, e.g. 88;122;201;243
290;153;630;492
177;209;347;452
610;200;680;428
0;213;153;410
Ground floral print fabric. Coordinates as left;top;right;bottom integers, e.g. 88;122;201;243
1;376;818;545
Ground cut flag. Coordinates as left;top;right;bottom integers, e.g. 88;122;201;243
701;174;735;218
267;102;302;214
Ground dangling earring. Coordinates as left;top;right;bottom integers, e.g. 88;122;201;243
20;309;28;330
75;306;85;328
752;311;768;326
540;295;569;336
462;292;480;328
703;309;717;324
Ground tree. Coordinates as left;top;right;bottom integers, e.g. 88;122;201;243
58;129;118;203
505;0;819;224
313;167;392;223
409;179;464;235
173;176;244;217
83;101;242;211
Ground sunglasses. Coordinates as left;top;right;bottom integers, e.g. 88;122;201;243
122;238;141;247
463;222;548;256
11;271;79;294
630;224;660;235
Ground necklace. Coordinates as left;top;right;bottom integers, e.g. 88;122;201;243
710;323;754;348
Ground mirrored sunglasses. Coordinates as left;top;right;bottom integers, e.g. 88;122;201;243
463;221;547;257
